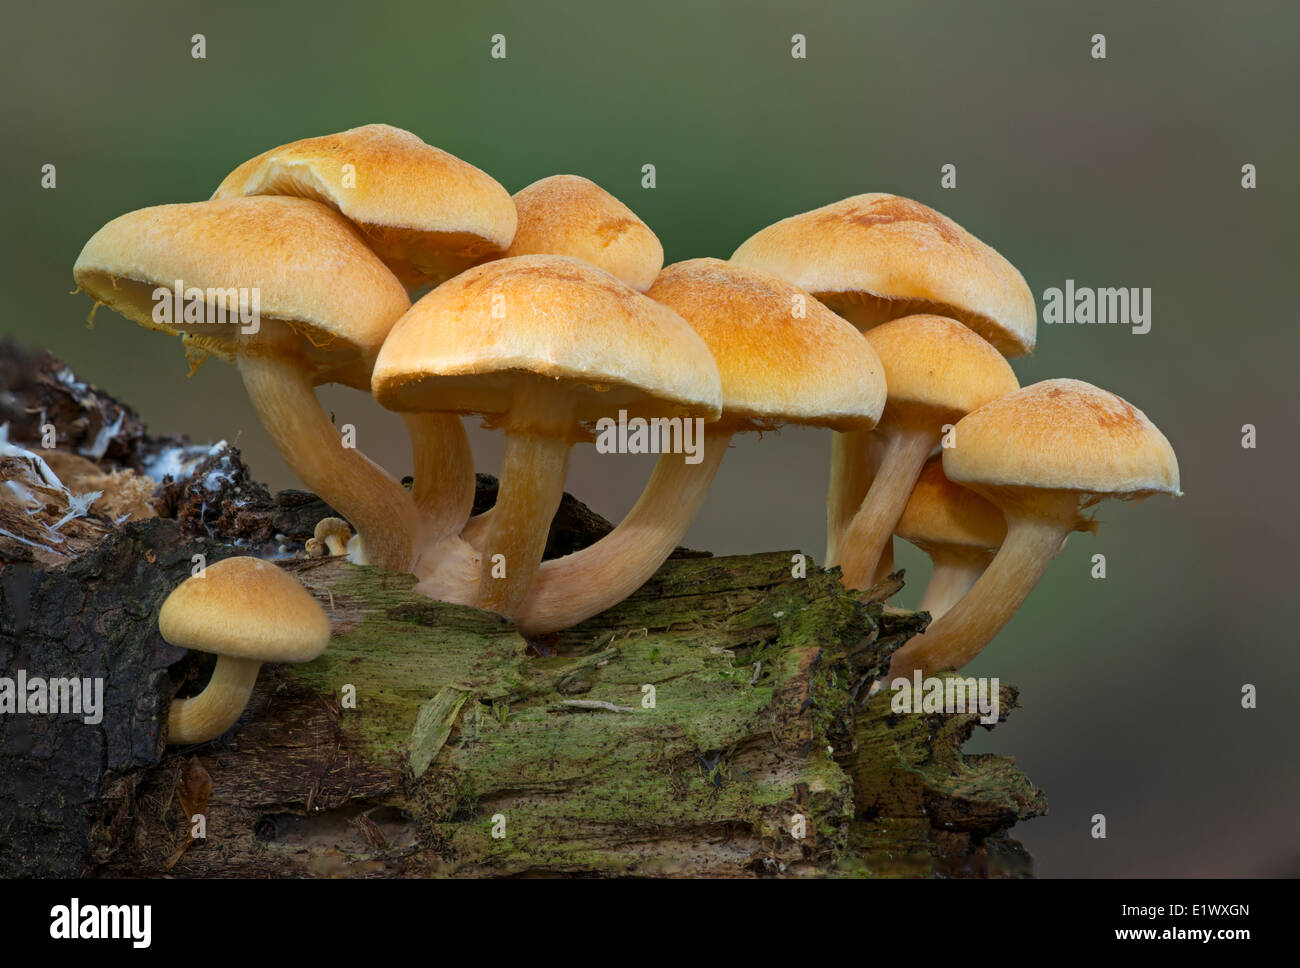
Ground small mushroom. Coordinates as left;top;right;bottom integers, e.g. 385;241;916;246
161;557;330;744
74;196;420;571
888;379;1180;679
730;193;1035;567
515;258;886;636
372;255;721;617
895;455;1006;619
213;124;519;543
837;315;1018;589
314;517;352;557
304;537;326;558
504;175;664;291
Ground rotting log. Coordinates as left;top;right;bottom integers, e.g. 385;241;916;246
0;339;1044;878
1;521;1043;878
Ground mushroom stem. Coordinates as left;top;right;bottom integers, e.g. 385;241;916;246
167;655;262;744
238;349;422;572
476;381;575;617
460;507;492;550
916;545;995;619
874;540;896;585
515;427;731;637
403;412;476;539
413;533;482;603
837;415;938;589
825;430;877;567
888;490;1079;679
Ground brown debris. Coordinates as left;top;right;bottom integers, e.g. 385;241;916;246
0;341;346;564
0;337;180;471
163;757;213;869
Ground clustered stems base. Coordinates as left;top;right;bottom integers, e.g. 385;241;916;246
516;427;732;637
413;532;481;604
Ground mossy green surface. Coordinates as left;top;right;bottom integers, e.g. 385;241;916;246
102;552;1044;878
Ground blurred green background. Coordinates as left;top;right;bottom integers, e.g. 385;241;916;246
2;0;1297;876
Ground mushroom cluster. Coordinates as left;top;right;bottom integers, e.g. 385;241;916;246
76;127;1179;682
732;195;1179;677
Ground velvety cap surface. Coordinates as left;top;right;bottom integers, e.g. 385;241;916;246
647;258;885;431
74;196;410;387
731;193;1036;356
213;124;517;288
866;315;1019;420
372;255;721;422
506;175;663;292
944;379;1181;496
158;556;331;663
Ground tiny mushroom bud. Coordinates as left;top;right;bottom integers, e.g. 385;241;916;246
160;557;330;744
838;315;1018;590
314;516;352;557
74;196;419;571
888;379;1180;679
515;258;886;636
372;255;721;618
895;455;1006;619
730;193;1034;567
504;175;664;291
304;537;326;558
214;123;519;548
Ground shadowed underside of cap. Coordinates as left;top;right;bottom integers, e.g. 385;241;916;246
158;557;331;663
647;258;885;432
213;123;517;289
506;175;664;292
944;379;1181;497
73;196;410;388
897;455;1006;550
866;314;1019;420
730;193;1036;357
372;255;721;422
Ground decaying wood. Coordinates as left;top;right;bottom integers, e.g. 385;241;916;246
0;342;1045;877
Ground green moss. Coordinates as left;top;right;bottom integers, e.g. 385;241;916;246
291;567;529;758
261;553;1040;876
